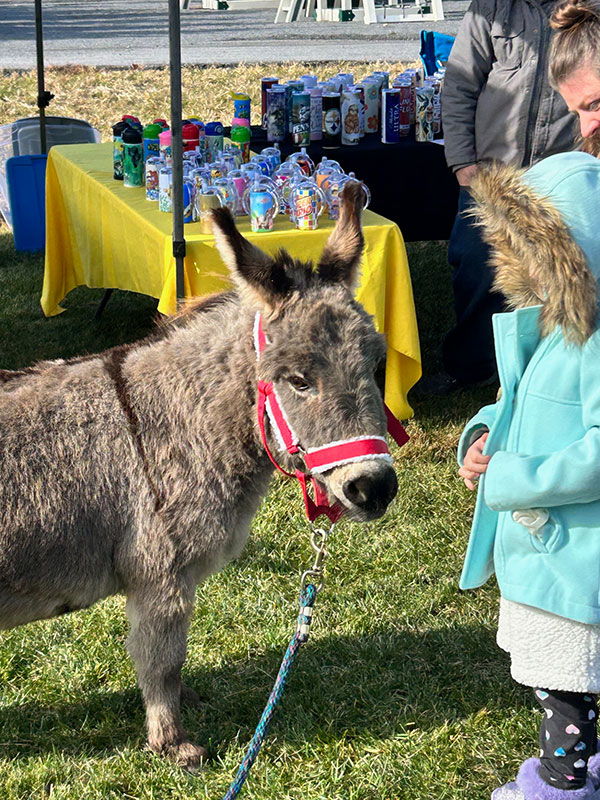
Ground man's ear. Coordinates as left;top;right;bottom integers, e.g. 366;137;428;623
211;206;294;311
317;180;365;291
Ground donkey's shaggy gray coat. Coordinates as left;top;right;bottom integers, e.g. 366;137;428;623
0;183;397;768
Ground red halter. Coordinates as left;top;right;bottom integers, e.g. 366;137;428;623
254;312;409;522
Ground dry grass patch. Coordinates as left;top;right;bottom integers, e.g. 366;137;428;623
0;61;418;139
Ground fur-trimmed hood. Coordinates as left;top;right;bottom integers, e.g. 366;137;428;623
469;151;600;346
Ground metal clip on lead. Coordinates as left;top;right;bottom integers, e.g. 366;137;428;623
300;523;334;593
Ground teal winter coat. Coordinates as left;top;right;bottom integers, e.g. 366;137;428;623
458;152;600;624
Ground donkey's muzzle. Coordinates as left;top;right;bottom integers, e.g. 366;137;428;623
342;464;398;519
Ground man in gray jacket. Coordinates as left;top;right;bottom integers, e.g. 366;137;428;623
430;0;575;393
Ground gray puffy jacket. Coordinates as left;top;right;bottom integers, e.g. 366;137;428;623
442;0;576;172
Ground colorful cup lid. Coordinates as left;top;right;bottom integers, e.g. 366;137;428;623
182;122;200;140
231;125;251;142
143;123;163;138
205;121;224;136
112;120;131;137
122;126;143;144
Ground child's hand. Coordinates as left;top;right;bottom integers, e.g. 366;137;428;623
459;432;491;491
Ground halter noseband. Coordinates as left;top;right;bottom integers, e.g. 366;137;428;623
254;312;408;522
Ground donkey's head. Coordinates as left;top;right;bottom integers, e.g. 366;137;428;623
211;182;398;522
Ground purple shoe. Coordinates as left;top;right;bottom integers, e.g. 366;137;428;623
586;742;600;789
516;758;600;799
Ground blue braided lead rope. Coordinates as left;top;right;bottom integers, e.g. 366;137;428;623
222;583;318;800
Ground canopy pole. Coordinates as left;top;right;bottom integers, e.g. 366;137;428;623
168;0;186;307
34;0;53;154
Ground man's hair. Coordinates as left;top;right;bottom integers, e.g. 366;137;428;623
549;0;600;86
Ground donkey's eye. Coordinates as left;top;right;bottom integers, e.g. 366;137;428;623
287;375;311;392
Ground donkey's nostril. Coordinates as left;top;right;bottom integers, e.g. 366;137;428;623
343;477;371;506
342;468;398;512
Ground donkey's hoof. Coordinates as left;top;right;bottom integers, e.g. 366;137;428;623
170;741;209;772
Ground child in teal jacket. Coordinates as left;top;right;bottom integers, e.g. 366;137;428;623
458;151;600;799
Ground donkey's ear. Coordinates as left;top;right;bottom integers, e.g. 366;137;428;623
211;207;293;311
317;180;365;290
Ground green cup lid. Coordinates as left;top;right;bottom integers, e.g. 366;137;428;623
231;124;251;141
143;123;163;138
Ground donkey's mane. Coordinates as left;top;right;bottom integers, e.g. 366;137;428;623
155;290;236;332
0;365;42;384
270;250;315;283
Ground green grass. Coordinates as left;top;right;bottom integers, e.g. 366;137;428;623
0;225;538;800
0;61;539;800
0;230;158;370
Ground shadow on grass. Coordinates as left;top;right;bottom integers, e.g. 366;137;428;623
408;382;501;426
0;230;160;371
0;623;531;763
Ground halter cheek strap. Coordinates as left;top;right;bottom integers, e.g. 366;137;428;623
254;312;408;522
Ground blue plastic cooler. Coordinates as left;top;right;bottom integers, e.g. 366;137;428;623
6;154;48;252
0;116;100;251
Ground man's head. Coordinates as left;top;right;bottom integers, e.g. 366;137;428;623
550;0;600;155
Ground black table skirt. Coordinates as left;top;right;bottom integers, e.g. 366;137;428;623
240;126;459;243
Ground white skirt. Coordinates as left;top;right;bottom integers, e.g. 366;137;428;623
497;596;600;693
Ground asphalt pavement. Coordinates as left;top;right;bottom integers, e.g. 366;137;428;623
1;0;468;69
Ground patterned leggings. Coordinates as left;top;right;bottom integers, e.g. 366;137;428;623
535;687;598;790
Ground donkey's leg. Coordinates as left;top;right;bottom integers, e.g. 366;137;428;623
125;585;208;770
180;683;203;708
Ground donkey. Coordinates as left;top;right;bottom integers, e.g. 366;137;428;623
0;182;398;769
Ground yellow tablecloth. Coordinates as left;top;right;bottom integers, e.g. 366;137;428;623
42;142;421;419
